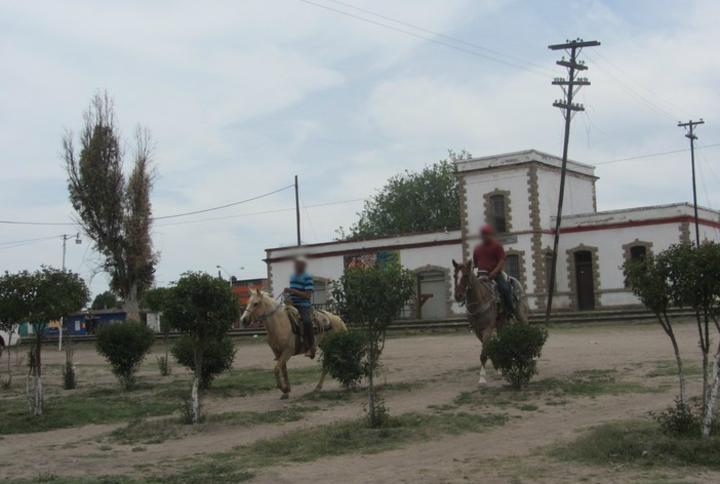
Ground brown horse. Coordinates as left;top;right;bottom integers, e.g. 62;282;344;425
452;259;528;384
239;289;347;399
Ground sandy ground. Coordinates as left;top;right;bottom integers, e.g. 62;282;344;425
1;320;718;483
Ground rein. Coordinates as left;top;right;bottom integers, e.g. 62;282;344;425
255;296;285;321
464;275;494;318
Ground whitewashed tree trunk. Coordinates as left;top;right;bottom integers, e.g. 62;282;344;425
34;370;43;416
702;349;720;438
124;284;141;322
191;374;200;424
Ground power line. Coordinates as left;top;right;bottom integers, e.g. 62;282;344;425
0;184;295;226
0;234;65;246
153;184;294;220
296;0;550;77
322;0;554;76
596;143;720;166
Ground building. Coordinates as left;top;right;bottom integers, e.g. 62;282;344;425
265;149;720;318
230;277;268;328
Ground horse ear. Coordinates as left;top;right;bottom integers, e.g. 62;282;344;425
255;288;261;296
452;259;460;269
464;260;472;270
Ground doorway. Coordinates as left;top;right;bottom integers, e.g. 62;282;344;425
417;270;447;320
574;250;595;311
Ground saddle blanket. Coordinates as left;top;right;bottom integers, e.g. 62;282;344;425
286;307;334;336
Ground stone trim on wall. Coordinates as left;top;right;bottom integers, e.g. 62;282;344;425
527;165;545;309
505;249;527;290
483;188;513;233
413;264;456;318
457;174;471;262
265;250;274;296
679;221;691;244
566;244;602;310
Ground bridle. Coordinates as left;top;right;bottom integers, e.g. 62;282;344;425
248;294;285;322
458;269;495;318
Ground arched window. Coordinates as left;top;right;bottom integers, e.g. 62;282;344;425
629;245;647;262
489;194;507;233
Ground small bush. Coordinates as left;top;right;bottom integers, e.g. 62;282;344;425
96;320;154;389
157;355;171;376
172;335;236;389
319;330;368;389
62;360;76;390
485;323;548;389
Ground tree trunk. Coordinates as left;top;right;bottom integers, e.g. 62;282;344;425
33;335;43;416
703;348;720;438
4;346;11;387
191;346;203;424
664;320;687;405
124;284;141;321
367;341;378;427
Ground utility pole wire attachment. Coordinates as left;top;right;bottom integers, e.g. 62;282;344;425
544;38;600;325
677;119;705;246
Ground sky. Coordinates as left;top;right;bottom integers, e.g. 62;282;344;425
1;0;719;298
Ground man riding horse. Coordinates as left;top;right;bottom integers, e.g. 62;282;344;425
284;255;316;359
473;224;513;317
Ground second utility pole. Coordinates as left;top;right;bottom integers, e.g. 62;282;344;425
545;38;600;324
294;175;301;246
677;119;705;246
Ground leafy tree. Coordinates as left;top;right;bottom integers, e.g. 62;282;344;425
163;272;238;423
340;150;470;240
624;255;687;405
0;272;34;388
24;268;88;415
91;291;119;310
656;242;720;437
172;335;236;389
331;262;415;427
144;287;172;376
319;330;368;389
96;320;154;389
64;92;157;320
485;323;548;389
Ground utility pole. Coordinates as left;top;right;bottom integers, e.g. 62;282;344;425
545;38;600;324
59;233;81;351
294;175;301;246
677;119;705;246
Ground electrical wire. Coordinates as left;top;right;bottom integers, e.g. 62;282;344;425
595;143;720;166
0;234;65;246
296;0;550;78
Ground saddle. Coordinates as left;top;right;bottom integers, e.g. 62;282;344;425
285;306;334;336
476;271;523;321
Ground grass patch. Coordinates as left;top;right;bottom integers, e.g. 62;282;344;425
646;360;703;378
550;420;720;469
209;366;320;397
0;390;177;435
454;369;663;409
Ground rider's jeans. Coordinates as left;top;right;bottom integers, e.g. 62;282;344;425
494;273;513;313
298;306;315;348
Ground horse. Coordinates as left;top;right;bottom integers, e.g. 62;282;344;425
452;259;528;384
239;289;348;399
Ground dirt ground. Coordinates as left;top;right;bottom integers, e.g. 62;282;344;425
1;320;718;483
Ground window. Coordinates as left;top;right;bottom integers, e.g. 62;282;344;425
489;194;507;233
629;245;647;262
506;254;520;280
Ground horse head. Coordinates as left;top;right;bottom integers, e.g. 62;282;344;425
452;259;473;304
239;289;268;327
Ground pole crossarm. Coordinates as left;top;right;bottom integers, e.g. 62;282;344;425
677;119;706;246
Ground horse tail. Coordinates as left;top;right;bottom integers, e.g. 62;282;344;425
509;277;529;324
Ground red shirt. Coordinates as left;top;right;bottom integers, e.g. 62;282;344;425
473;240;506;272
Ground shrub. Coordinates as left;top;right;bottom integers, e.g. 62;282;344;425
485;323;548;389
96;320;154;389
157;354;171;376
172;335;236;390
319;330;368;389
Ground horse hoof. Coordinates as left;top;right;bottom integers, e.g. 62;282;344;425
477;376;487;385
280;393;289;400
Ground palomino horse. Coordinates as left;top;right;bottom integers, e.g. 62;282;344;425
239;289;348;399
452;259;528;384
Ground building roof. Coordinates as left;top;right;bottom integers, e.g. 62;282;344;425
455;149;596;178
556;202;720;231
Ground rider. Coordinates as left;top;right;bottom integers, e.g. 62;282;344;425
285;256;316;358
473;224;513;315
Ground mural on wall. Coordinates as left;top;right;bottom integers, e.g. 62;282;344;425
344;250;400;270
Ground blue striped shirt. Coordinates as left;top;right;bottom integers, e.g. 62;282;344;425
289;272;313;307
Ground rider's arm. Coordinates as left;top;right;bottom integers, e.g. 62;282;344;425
489;244;507;278
286;288;312;300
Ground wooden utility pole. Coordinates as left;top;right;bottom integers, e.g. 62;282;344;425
677;119;705;246
545;38;600;324
294;175;301;246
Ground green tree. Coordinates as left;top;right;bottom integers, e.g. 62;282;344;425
163;272;238;423
91;291;119;310
171;334;236;389
331;262;415;427
341;150;470;240
96;320;154;389
0;272;34;388
144;287;172;376
24;268;89;415
657;242;720;437
64;92;157;320
624;254;687;405
485;323;548;389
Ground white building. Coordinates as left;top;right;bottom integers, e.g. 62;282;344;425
265;149;720;318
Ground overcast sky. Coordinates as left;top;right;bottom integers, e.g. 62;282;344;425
2;0;719;297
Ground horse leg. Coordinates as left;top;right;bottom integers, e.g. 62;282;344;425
281;364;291;396
478;327;495;386
315;369;327;392
275;349;292;399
